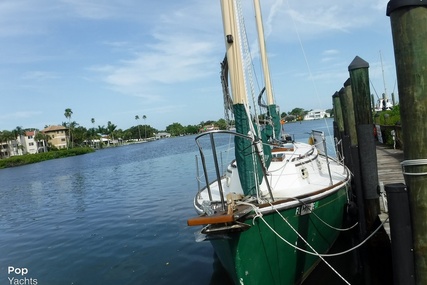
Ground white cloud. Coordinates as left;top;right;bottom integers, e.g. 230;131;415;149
0;1;54;37
0;111;43;120
60;0;122;19
262;0;390;43
92;1;221;98
0;0;396;131
22;71;59;81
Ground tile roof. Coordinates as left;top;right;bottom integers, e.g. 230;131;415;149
41;125;68;132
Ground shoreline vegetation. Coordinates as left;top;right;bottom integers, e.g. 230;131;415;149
0;147;95;169
1;106;401;170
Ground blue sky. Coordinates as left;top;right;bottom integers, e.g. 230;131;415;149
0;0;396;132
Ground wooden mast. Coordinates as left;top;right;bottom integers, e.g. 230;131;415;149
220;0;259;195
253;0;281;140
253;0;273;106
220;0;246;105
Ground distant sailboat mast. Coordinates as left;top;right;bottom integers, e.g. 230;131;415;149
380;50;388;101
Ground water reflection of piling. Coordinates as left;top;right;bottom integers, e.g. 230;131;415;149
387;0;427;283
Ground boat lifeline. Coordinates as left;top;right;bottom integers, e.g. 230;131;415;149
187;1;352;284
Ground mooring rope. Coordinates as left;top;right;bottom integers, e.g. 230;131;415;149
237;201;350;284
289;196;358;232
240;201;390;257
268;202;351;285
401;159;427;176
237;201;390;284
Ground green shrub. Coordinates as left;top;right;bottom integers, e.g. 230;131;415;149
0;147;95;169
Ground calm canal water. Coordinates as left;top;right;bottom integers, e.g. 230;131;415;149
1;118;368;285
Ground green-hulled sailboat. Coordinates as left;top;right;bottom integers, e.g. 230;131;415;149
187;0;352;284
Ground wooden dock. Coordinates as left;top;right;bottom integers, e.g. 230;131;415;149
376;143;404;185
376;143;405;238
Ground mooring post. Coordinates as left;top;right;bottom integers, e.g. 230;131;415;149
339;78;369;279
337;87;352;169
341;79;358;147
340;79;367;234
332;91;344;136
348;56;380;230
387;1;427;283
332;91;344;160
385;183;415;285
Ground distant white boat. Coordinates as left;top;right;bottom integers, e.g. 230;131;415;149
374;98;393;112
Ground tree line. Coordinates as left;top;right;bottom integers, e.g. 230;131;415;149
61;109;158;148
0;109;157;150
164;107;331;136
0;107;323;148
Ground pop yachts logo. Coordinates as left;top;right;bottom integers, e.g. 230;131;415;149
7;267;38;285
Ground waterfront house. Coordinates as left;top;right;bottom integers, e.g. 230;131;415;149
199;124;219;133
22;130;47;154
41;125;69;149
155;132;171;139
304;109;330;120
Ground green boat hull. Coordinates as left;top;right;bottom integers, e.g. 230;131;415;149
210;185;348;285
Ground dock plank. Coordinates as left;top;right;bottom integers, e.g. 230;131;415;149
376;143;404;239
376;144;404;185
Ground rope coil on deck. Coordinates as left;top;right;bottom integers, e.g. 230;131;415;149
401;159;427;176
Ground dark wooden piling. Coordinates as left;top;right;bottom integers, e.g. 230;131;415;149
334;79;368;282
332;91;345;160
332;91;344;135
387;1;427;283
337;87;352;171
385;183;415;285
348;56;380;229
342;79;358;146
339;82;366;235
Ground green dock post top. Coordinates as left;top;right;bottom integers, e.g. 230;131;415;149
332;91;339;98
348;56;369;71
387;0;427;16
343;77;351;87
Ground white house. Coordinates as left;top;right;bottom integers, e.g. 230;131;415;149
155;132;171;139
304;109;329;120
21;130;47;154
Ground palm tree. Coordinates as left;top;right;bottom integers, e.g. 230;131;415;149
35;131;50;153
0;130;15;158
107;121;117;146
91;118;95;146
69;121;80;146
64;108;73;148
13;126;25;155
135;115;141;141
143;115;147;140
0;131;6;158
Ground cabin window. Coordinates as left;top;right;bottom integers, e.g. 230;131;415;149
271;153;285;162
